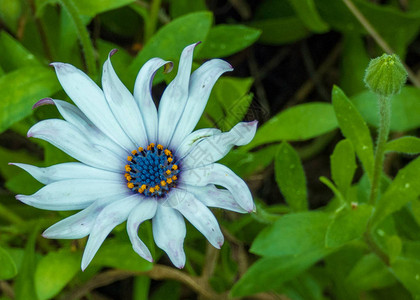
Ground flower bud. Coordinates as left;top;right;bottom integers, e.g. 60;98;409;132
364;53;407;97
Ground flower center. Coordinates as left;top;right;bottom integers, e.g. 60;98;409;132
124;143;179;197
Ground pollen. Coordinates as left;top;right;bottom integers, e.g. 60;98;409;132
124;143;180;197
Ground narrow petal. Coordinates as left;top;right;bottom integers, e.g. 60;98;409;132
181;121;258;169
158;43;199;146
52;99;126;157
175;128;221;159
169;59;233;149
42;196;119;239
127;198;157;262
180;184;247;213
133;58;172;143
180;163;254;212
11;162;122;185
152;205;186;268
81;194;140;270
168;189;224;248
16;179;128;211
51;62;135;150
102;52;148;147
28;119;124;172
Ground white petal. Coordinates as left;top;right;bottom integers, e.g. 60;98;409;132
181;121;258;169
52;99;126;157
42;196;119;239
16;179;128;211
28;119;124;172
180;163;254;212
175;128;221;158
166;189;224;248
127;198;157;262
181;184;247;213
152;205;186;268
158;43;198;146
169;59;233;149
102;52;148;147
81;194;140;270
133;58;172;143
51;62;135;150
11;162;122;185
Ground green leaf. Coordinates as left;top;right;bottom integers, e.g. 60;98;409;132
325;204;373;248
197;25;261;58
0;0;22;33
169;0;207;18
73;0;135;16
352;87;420;132
231;250;329;297
0;247;18;280
330;139;357;197
386;136;420;154
0;32;40;72
0;66;60;134
245;102;338;150
275;142;308;211
92;240;153;271
371;156;420;227
392;257;420;298
332;86;374;182
251;211;331;257
249;17;310;45
346;253;395;291
287;0;329;32
35;249;80;300
127;12;213;85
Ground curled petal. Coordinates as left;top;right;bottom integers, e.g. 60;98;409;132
133;58;172;143
16;179;129;211
175;128;221;159
180;184;247;213
181;121;258;169
127;199;157;262
10;162;122;185
81;195;140;270
51;62;135;150
152;205;186;268
158;43;199;146
169;59;233;149
102;52;148;147
180;163;254;212
167;189;224;248
28;119;124;172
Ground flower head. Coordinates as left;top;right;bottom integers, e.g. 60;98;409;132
12;43;257;269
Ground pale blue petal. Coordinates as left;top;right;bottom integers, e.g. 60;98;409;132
181;121;258;169
169;59;233;149
133;58;172;143
152;205;186;268
158;43;199;146
102;52;148;147
168;189;224;248
180;163;254;212
127;198;157;262
175;128;221;159
81;194;140;270
51;63;135;150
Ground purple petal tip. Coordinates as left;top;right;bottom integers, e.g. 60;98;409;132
33;98;54;110
109;48;118;57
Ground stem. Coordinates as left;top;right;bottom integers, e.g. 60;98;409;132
145;0;161;42
369;95;391;205
342;0;420;88
59;0;97;75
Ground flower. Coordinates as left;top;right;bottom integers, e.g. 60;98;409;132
11;43;257;270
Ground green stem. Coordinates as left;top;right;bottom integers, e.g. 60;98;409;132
59;0;97;75
369;95;391;205
145;0;161;42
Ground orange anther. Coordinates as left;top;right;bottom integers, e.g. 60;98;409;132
150;143;155;147
166;170;171;175
164;149;172;156
167;157;173;163
125;165;131;172
155;185;160;191
138;188;144;193
149;188;155;193
161;180;166;186
172;165;178;170
172;175;177;181
127;182;134;189
167;178;173;184
141;184;147;190
131;150;137;155
157;144;163;150
127;156;133;161
138;147;143;152
126;175;132;181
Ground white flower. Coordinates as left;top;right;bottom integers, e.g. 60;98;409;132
11;43;257;270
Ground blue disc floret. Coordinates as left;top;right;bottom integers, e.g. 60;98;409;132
124;143;180;197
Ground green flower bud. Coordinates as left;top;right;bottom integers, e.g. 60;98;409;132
364;53;407;97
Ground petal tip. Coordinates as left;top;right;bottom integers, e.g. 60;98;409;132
33;98;54;110
109;48;118;57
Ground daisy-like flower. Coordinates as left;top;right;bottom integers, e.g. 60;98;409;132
11;43;257;270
